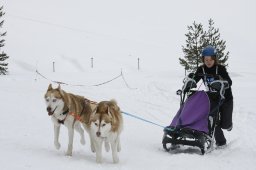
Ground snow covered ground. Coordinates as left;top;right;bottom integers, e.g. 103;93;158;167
1;0;256;170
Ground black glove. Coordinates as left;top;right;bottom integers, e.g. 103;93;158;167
210;81;221;91
183;79;197;92
210;80;229;91
188;73;195;79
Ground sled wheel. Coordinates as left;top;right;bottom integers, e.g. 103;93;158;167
162;133;171;151
163;143;171;152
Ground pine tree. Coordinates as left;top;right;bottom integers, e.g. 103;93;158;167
0;6;9;75
204;19;229;65
179;21;206;73
179;19;229;73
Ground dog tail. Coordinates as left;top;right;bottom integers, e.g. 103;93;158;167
109;99;120;112
109;99;117;105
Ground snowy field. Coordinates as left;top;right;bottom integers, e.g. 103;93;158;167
1;0;256;170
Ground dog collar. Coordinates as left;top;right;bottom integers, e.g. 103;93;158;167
62;109;69;115
57;109;69;124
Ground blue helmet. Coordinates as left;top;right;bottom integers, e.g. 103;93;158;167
202;45;217;57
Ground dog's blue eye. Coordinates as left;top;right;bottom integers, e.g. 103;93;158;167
52;99;57;102
102;124;106;127
94;123;98;126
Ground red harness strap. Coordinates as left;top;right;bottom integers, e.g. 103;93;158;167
58;99;98;124
69;112;82;121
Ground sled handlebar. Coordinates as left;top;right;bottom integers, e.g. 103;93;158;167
189;73;221;79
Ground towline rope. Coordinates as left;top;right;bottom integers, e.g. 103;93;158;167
121;111;165;128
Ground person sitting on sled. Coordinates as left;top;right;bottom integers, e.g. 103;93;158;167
190;45;233;147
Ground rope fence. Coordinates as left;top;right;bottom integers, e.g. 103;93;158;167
35;69;137;89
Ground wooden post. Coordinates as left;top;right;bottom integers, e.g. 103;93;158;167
53;62;55;72
137;58;140;70
91;57;94;68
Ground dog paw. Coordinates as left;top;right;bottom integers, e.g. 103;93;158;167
54;142;61;150
65;151;72;156
96;158;102;164
113;156;119;163
91;145;96;153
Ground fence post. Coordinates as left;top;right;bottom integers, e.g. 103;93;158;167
53;62;55;72
137;58;140;70
91;57;94;68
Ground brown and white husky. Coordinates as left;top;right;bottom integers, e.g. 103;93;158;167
44;84;96;156
90;100;123;163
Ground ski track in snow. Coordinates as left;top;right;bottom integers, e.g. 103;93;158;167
2;0;256;168
1;51;256;170
1;67;256;170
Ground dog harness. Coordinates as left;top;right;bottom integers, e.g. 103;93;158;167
57;98;97;124
57;109;83;124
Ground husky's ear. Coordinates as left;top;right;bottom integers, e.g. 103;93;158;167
89;108;97;122
59;89;65;98
57;84;63;94
57;84;66;98
107;106;112;118
47;84;53;91
57;84;61;90
92;108;97;116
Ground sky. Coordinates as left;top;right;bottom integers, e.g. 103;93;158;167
2;0;256;72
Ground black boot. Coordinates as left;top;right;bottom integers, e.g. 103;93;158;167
214;126;226;147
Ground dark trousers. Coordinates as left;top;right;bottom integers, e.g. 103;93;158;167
214;99;233;144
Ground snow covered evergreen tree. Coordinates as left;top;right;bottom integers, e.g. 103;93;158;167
179;21;205;73
205;19;229;65
179;19;229;73
0;6;9;75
